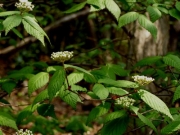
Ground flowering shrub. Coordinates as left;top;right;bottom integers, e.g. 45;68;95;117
0;0;180;135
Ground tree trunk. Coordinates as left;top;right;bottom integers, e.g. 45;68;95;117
129;15;169;61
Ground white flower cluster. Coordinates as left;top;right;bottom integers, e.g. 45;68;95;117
115;96;135;108
132;75;154;85
15;129;33;135
51;51;73;62
15;0;34;11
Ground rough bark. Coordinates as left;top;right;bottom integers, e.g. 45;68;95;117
128;15;169;61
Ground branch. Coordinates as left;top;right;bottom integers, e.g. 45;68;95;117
0;8;90;56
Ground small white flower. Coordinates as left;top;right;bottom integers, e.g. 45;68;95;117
19;0;28;2
115;96;135;108
16;129;33;135
51;51;73;62
15;0;34;11
132;75;154;85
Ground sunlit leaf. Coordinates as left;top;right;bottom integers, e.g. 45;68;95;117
28;72;49;95
138;89;173;120
138;14;157;39
118;12;139;27
105;0;121;20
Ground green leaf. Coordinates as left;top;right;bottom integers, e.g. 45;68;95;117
48;67;65;100
93;84;109;99
101;116;128;135
87;0;105;11
47;66;62;73
87;91;99;99
86;102;111;124
0;78;11;84
1;81;16;94
23;15;49;38
33;89;49;106
101;66;116;80
163;54;180;70
28;72;49;95
138;14;157;39
67;72;84;85
106;87;128;95
104;110;127;122
118;12;139;27
59;87;81;109
22;19;45;45
107;64;129;77
175;2;180;12
105;0;121;20
169;9;180;20
0;112;17;130
157;6;168;14
137;112;157;133
22;15;50;45
66;116;88;132
84;73;97;83
19;66;34;73
99;78;138;88
17;104;38;124
91;68;114;80
0;11;20;17
71;85;87;92
64;1;87;13
135;56;162;67
3;14;22;35
129;106;139;114
64;64;93;76
37;104;56;118
161;121;180;135
147;6;161;22
12;28;23;38
138;89;173;120
33;61;48;68
173;85;180;103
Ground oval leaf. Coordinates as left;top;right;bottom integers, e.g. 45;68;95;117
163;54;180;70
99;78;138;88
93;83;109;99
161;121;180;135
86;102;111;124
28;72;49;95
118;12;139;27
3;14;22;35
147;6;161;22
138;14;157;39
137;112;157;133
67;72;84;85
48;67;65;100
172;85;180;103
138;89;173;120
105;110;126;122
105;0;121;21
0;112;17;130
